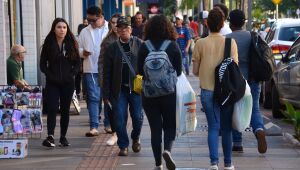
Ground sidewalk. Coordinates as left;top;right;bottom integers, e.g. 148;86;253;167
1;75;300;170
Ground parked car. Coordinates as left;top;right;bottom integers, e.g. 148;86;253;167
265;18;300;54
262;19;300;110
270;36;300;118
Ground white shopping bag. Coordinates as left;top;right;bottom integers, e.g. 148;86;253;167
232;81;253;132
176;73;197;136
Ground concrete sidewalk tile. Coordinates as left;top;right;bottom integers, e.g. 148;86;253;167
267;157;300;169
2;75;300;169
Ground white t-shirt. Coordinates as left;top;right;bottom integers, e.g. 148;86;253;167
220;22;232;36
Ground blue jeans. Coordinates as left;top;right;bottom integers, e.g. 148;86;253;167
83;73;101;129
200;89;233;165
113;88;143;149
181;52;189;75
232;81;264;146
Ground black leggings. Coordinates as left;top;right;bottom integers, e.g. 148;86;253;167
45;81;74;137
142;93;176;166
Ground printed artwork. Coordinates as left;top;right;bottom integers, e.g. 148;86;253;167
29;109;43;133
20;110;31;134
1;109;13;134
0;110;3;134
0;86;43;135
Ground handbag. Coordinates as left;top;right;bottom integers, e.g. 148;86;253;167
117;40;142;94
214;38;246;106
176;73;197;136
133;75;143;94
232;81;253;132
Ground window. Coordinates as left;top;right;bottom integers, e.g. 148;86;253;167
278;26;300;42
286;39;300;61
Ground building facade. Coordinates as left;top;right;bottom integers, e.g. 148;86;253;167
0;0;83;86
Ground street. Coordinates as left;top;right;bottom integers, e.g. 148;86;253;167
0;75;299;170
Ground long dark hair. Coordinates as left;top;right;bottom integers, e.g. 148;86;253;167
42;18;79;60
144;15;177;42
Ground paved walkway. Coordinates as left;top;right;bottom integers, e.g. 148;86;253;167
0;75;299;170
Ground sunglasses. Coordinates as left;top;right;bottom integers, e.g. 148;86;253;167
18;51;27;54
87;17;99;23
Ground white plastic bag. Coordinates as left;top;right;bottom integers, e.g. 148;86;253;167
176;73;197;136
232;81;253;132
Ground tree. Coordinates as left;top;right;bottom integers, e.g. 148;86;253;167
179;0;200;11
162;0;177;17
254;0;298;18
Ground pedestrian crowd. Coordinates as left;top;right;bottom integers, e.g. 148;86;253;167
6;3;268;170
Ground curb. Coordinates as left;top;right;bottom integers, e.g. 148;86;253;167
283;132;300;147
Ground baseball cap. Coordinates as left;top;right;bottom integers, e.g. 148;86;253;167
202;11;208;19
116;16;131;27
176;14;183;20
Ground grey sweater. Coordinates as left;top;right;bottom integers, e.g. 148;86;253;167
226;30;251;80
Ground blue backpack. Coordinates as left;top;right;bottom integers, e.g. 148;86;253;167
143;40;177;98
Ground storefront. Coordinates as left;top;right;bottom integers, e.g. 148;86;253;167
0;0;83;87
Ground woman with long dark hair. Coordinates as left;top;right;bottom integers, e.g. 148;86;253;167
137;15;182;170
40;18;80;148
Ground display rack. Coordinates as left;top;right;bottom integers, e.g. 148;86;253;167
0;85;43;139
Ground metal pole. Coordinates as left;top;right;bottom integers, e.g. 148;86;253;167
276;4;279;19
247;0;252;31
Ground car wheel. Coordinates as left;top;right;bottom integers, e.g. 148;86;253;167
271;85;284;118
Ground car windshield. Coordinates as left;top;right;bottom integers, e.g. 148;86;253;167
278;26;300;42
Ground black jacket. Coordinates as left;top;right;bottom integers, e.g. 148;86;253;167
40;42;81;84
103;36;143;100
98;31;119;87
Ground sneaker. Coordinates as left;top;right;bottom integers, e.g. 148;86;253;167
132;139;141;153
209;164;218;170
118;148;128;156
59;136;70;147
224;165;235;170
104;126;113;134
85;128;99;137
232;145;244;153
42;135;55;148
106;133;118;146
153;165;163;170
256;129;267;154
162;150;176;170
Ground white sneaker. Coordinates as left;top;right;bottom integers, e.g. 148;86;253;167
106;133;118;146
85;128;99;137
209;164;218;170
162;150;176;170
224;165;235;170
153;165;163;170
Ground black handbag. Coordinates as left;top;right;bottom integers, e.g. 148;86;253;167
214;38;246;106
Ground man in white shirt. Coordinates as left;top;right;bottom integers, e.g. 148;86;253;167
78;6;109;137
214;3;232;36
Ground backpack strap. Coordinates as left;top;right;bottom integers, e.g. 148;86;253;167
159;40;171;51
116;40;136;76
224;38;232;59
145;40;156;52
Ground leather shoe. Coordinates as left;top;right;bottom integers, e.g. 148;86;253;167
132;139;141;153
118;148;128;156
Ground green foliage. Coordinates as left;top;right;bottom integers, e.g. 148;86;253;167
252;8;264;21
179;0;200;10
282;102;300;141
254;0;299;17
162;0;177;17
